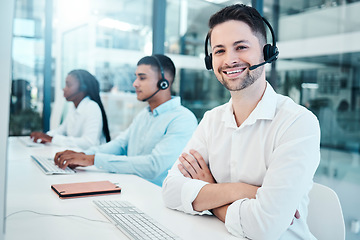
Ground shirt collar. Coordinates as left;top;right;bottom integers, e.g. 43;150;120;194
222;82;277;128
148;96;181;116
247;82;277;122
222;99;237;128
75;96;91;113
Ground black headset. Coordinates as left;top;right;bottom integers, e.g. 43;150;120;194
141;55;170;102
72;70;87;92
79;75;88;92
152;55;169;90
204;17;279;70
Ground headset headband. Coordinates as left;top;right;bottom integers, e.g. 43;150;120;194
152;55;165;80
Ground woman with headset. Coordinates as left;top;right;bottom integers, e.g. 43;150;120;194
30;69;111;149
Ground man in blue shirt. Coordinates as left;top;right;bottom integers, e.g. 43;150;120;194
54;54;198;186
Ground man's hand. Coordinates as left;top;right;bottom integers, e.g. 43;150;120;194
54;150;94;169
30;132;52;143
178;149;216;183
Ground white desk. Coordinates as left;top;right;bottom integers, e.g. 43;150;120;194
5;137;240;240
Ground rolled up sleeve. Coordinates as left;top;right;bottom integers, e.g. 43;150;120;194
182;180;210;214
224;199;248;238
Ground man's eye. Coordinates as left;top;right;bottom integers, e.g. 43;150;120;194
237;45;247;50
214;49;225;54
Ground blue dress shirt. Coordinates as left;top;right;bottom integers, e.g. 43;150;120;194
84;97;198;186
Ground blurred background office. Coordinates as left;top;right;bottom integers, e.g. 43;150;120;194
10;0;360;238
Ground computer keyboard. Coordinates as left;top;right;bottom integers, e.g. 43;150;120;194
94;200;180;240
18;136;43;147
31;155;76;175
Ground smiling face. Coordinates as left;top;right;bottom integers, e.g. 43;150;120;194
210;20;264;92
133;64;159;101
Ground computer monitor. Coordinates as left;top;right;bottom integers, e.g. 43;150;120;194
0;1;15;240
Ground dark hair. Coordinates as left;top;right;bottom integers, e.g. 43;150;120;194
68;69;111;142
137;54;176;83
208;4;266;44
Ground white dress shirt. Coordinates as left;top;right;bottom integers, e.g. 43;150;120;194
162;82;320;240
47;96;105;150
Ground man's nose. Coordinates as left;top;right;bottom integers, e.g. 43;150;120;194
133;78;139;87
224;49;239;66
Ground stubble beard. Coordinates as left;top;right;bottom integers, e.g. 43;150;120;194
218;66;263;92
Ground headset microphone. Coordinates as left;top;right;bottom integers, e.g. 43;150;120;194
249;51;279;70
141;89;161;102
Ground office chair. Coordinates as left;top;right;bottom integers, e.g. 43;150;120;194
307;183;345;240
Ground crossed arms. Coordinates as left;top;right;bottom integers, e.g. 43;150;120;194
178;150;259;222
166;148;302;238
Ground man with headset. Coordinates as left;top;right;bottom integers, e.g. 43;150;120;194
54;54;198;187
162;4;320;239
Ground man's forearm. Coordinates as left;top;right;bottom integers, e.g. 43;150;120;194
192;182;259;212
211;204;230;222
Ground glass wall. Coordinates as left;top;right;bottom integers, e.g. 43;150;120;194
10;0;45;135
10;0;360;238
10;0;154;138
54;0;152;136
273;2;360;238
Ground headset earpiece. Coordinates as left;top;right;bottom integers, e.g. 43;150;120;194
204;53;213;70
158;79;169;90
80;83;87;92
152;55;169;90
261;17;279;63
76;72;87;92
263;44;278;62
204;34;213;70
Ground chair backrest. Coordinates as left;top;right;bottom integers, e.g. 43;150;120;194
307;183;345;240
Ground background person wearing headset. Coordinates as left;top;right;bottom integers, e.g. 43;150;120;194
162;4;320;240
53;55;198;187
30;69;111;150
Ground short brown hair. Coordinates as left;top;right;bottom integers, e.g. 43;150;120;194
208;4;266;45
